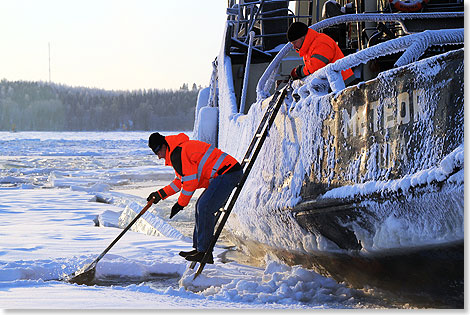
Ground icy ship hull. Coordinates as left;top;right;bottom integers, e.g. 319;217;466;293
293;48;464;252
220;49;464;305
192;3;463;305
216;47;464;252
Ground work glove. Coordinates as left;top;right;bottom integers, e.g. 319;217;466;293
170;202;184;219
146;191;162;204
290;67;301;80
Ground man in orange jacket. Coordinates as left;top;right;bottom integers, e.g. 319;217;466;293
287;21;356;86
146;132;243;264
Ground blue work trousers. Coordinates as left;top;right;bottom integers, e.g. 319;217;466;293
193;169;243;252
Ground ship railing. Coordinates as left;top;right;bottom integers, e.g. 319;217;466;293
256;12;465;100
239;31;256;114
227;0;313;51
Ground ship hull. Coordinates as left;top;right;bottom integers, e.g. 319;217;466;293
222;49;463;303
194;13;464;305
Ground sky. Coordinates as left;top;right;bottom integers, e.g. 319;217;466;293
0;0;228;91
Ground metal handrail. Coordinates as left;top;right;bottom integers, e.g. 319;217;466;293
240;31;256;114
230;0;301;46
256;12;465;99
245;0;265;43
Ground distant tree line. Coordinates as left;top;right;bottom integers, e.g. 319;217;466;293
0;79;201;131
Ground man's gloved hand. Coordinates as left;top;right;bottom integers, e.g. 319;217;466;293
170;202;184;219
147;191;162;204
291;65;306;80
290;67;300;80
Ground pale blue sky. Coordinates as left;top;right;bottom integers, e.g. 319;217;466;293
0;0;227;91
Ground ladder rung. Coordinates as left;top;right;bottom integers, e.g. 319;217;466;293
255;133;262;138
243;158;251;163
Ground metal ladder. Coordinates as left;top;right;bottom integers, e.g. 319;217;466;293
191;80;292;279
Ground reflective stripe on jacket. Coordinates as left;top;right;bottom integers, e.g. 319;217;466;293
296;28;354;84
155;133;239;207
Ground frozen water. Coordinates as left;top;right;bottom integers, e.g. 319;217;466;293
0;131;383;309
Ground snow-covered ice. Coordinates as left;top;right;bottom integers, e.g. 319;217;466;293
0;131;384;310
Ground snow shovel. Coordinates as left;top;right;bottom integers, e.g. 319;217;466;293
65;198;154;285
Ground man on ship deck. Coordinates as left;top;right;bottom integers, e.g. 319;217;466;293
287;21;357;86
146;132;243;264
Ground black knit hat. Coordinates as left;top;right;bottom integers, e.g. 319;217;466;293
287;22;309;42
148;132;167;153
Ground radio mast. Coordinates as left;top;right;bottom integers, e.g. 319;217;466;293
48;42;51;83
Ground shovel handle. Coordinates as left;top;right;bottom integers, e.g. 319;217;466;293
88;198;154;267
139;198;154;215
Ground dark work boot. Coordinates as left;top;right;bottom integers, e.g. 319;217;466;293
179;249;198;258
185;251;214;264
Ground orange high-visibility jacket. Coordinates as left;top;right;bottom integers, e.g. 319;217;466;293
295;28;355;84
154;133;239;207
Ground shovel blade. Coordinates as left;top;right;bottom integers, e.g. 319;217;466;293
65;262;96;285
66;264;96;285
